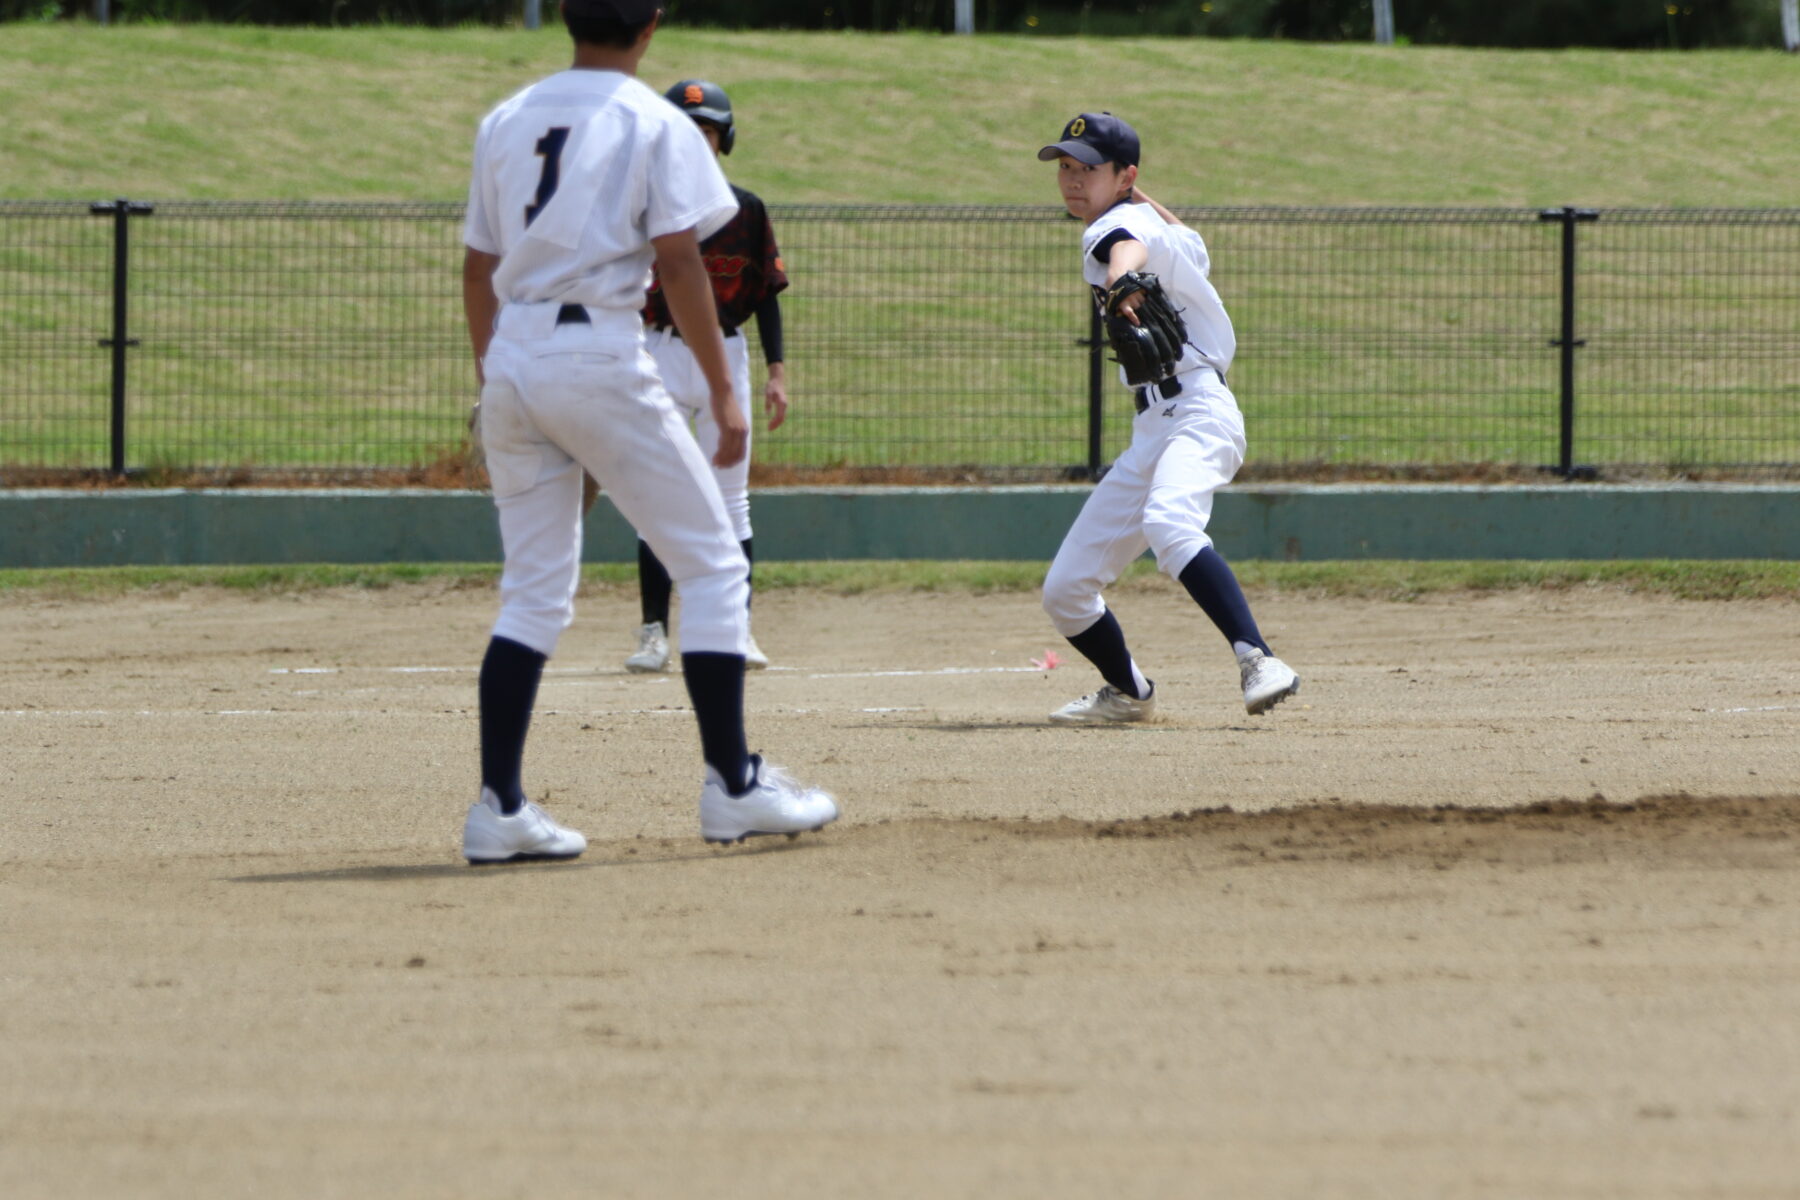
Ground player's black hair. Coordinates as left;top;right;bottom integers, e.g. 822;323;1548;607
562;3;661;50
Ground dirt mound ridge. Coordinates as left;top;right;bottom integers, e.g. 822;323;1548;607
975;792;1800;868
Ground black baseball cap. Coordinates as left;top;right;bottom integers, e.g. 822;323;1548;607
561;0;661;22
1037;112;1140;169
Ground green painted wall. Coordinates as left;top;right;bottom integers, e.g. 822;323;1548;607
2;485;1796;568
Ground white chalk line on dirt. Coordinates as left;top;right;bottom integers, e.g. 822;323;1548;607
2;705;929;718
3;709;418;718
6;699;1789;720
269;664;1048;680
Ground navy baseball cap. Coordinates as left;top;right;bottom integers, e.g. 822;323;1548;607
561;0;661;21
1037;112;1140;169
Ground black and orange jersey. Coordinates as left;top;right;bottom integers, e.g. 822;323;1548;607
643;184;787;333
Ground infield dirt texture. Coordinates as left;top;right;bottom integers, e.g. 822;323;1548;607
4;582;1798;1196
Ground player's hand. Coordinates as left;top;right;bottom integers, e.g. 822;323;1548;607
764;366;789;432
1117;291;1145;326
711;390;749;467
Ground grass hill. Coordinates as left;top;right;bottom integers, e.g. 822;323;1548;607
1;23;1796;206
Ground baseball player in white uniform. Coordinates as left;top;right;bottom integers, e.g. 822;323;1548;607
457;0;837;861
623;79;790;675
1037;112;1301;724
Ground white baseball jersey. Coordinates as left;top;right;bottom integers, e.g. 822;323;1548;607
464;69;738;311
1081;201;1236;381
465;68;751;661
1044;202;1248;639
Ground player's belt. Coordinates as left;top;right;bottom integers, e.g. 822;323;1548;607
1133;375;1184;413
649;321;740;339
556;304;590;325
1133;365;1225;413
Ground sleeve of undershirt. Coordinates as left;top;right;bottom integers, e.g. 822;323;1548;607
1089;227;1136;265
754;293;783;365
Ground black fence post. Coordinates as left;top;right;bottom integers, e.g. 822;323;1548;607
90;198;154;477
1538;205;1600;480
1083;302;1104;479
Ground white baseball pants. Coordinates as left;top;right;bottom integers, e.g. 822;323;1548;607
1043;368;1247;638
477;302;749;658
648;327;754;542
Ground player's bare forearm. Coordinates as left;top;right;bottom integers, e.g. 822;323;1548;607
462;248;501;386
1104;238;1150;288
764;360;788;432
1130;186;1182;228
654;232;729;389
653;228;746;466
1104;239;1152;323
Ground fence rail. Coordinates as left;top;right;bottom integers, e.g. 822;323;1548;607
3;200;1797;483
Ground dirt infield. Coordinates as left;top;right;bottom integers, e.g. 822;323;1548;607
4;584;1798;1198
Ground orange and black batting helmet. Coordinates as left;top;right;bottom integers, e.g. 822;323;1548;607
664;79;736;155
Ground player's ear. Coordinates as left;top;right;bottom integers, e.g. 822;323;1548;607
1120;164;1138;194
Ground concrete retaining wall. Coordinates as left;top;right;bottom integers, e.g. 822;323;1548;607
2;485;1795;568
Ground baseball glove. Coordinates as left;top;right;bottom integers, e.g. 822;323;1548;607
1103;271;1187;387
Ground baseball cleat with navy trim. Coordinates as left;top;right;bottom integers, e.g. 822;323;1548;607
700;755;838;845
1239;648;1300;715
1049;683;1157;725
463;788;587;864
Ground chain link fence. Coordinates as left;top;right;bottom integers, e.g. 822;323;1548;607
3;200;1797;483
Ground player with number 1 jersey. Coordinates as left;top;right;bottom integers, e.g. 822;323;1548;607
457;0;837;861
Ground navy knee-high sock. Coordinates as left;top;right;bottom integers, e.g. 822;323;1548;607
1179;546;1270;654
638;538;753;627
681;651;751;794
1064;610;1151;700
637;537;673;627
739;537;754;609
479;635;547;815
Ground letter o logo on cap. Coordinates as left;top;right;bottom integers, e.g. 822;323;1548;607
684;84;705;105
1069;117;1086;136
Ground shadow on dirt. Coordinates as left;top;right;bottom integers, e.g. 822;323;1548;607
224;836;823;884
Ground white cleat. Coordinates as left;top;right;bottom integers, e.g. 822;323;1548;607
1239;649;1300;715
700;755;839;845
462;787;587;864
744;633;770;671
1049;683;1156;725
624;621;670;673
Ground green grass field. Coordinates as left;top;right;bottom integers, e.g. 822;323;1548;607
3;25;1797;480
6;200;1792;478
3;25;1798;206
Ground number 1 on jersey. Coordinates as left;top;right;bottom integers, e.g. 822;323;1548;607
524;127;571;227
